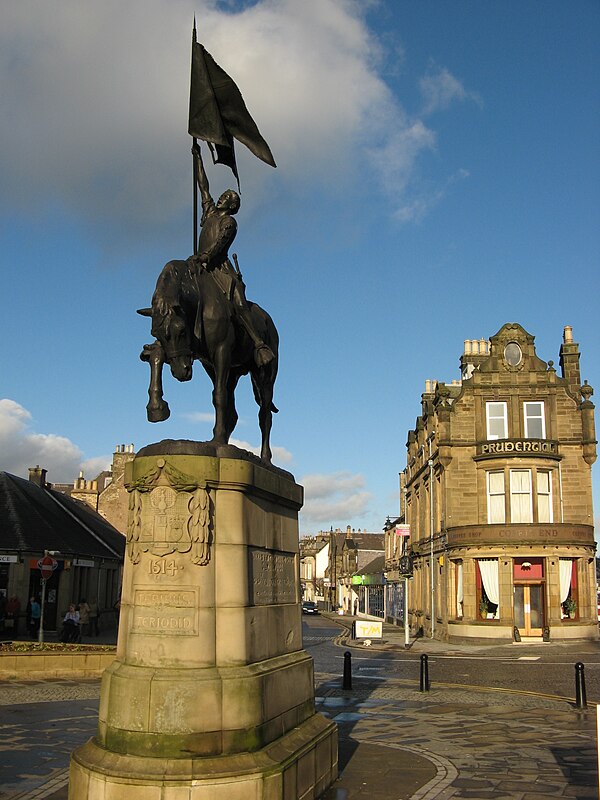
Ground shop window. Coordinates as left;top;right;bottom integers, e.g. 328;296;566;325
477;559;499;619
487;470;506;523
510;469;533;523
455;561;463;618
559;559;578;619
537;470;553;523
486;402;508;440
524;401;545;439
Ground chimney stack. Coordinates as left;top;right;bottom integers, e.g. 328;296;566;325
559;325;581;395
28;466;47;488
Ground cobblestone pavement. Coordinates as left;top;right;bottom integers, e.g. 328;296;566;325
0;681;99;800
316;673;598;799
0;676;597;799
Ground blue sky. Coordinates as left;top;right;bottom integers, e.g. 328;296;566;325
1;0;599;536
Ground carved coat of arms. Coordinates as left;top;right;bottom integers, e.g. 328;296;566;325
126;459;212;566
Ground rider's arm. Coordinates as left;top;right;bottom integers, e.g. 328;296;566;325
192;142;213;207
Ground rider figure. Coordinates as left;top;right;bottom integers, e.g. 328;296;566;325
192;142;274;367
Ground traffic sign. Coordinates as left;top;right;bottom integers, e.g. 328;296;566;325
37;554;58;581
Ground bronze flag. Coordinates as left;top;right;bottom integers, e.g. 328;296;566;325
188;38;276;181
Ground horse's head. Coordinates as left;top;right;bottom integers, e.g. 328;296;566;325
151;301;194;382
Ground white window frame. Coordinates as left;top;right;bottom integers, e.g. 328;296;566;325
486;401;508;440
510;469;533;523
536;470;553;523
524;401;546;439
486;470;506;524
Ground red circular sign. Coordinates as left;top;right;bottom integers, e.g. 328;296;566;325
37;555;58;581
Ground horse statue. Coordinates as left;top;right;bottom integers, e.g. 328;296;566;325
138;257;279;463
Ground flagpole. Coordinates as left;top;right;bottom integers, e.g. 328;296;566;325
192;19;198;255
193;138;198;255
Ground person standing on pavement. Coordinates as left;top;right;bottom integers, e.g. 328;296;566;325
28;595;41;639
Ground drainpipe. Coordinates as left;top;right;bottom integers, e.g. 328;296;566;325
429;459;435;638
558;462;564;523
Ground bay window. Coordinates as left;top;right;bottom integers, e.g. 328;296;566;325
487;471;506;523
536;470;552;523
510;469;533;523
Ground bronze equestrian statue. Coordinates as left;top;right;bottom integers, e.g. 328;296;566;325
138;144;279;463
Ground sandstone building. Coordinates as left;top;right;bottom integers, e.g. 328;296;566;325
69;444;135;534
388;323;597;643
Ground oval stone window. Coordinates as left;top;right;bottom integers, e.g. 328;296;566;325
504;342;522;367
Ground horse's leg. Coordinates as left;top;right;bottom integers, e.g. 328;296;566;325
141;341;170;422
224;372;240;441
255;370;274;463
210;344;232;445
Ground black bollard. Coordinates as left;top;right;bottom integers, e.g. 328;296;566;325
420;653;430;692
575;662;587;708
343;650;352;690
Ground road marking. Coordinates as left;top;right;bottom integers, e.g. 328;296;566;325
334;653;589;666
303;636;333;642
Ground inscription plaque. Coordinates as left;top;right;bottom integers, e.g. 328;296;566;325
250;549;297;605
132;586;198;636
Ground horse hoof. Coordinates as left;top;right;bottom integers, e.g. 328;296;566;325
147;402;170;423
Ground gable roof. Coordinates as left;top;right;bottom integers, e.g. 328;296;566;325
344;533;384;551
354;554;385;576
0;472;125;560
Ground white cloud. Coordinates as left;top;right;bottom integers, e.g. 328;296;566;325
300;470;372;524
394;167;470;223
419;65;481;116
230;438;293;465
181;411;215;424
0;0;475;237
367;119;436;199
81;455;112;478
0;399;84;483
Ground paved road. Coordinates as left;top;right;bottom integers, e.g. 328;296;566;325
0;617;597;799
304;614;600;702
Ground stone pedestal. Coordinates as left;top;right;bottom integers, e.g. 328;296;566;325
69;443;337;799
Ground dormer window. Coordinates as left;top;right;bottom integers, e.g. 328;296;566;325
524;402;546;439
486;402;508;440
